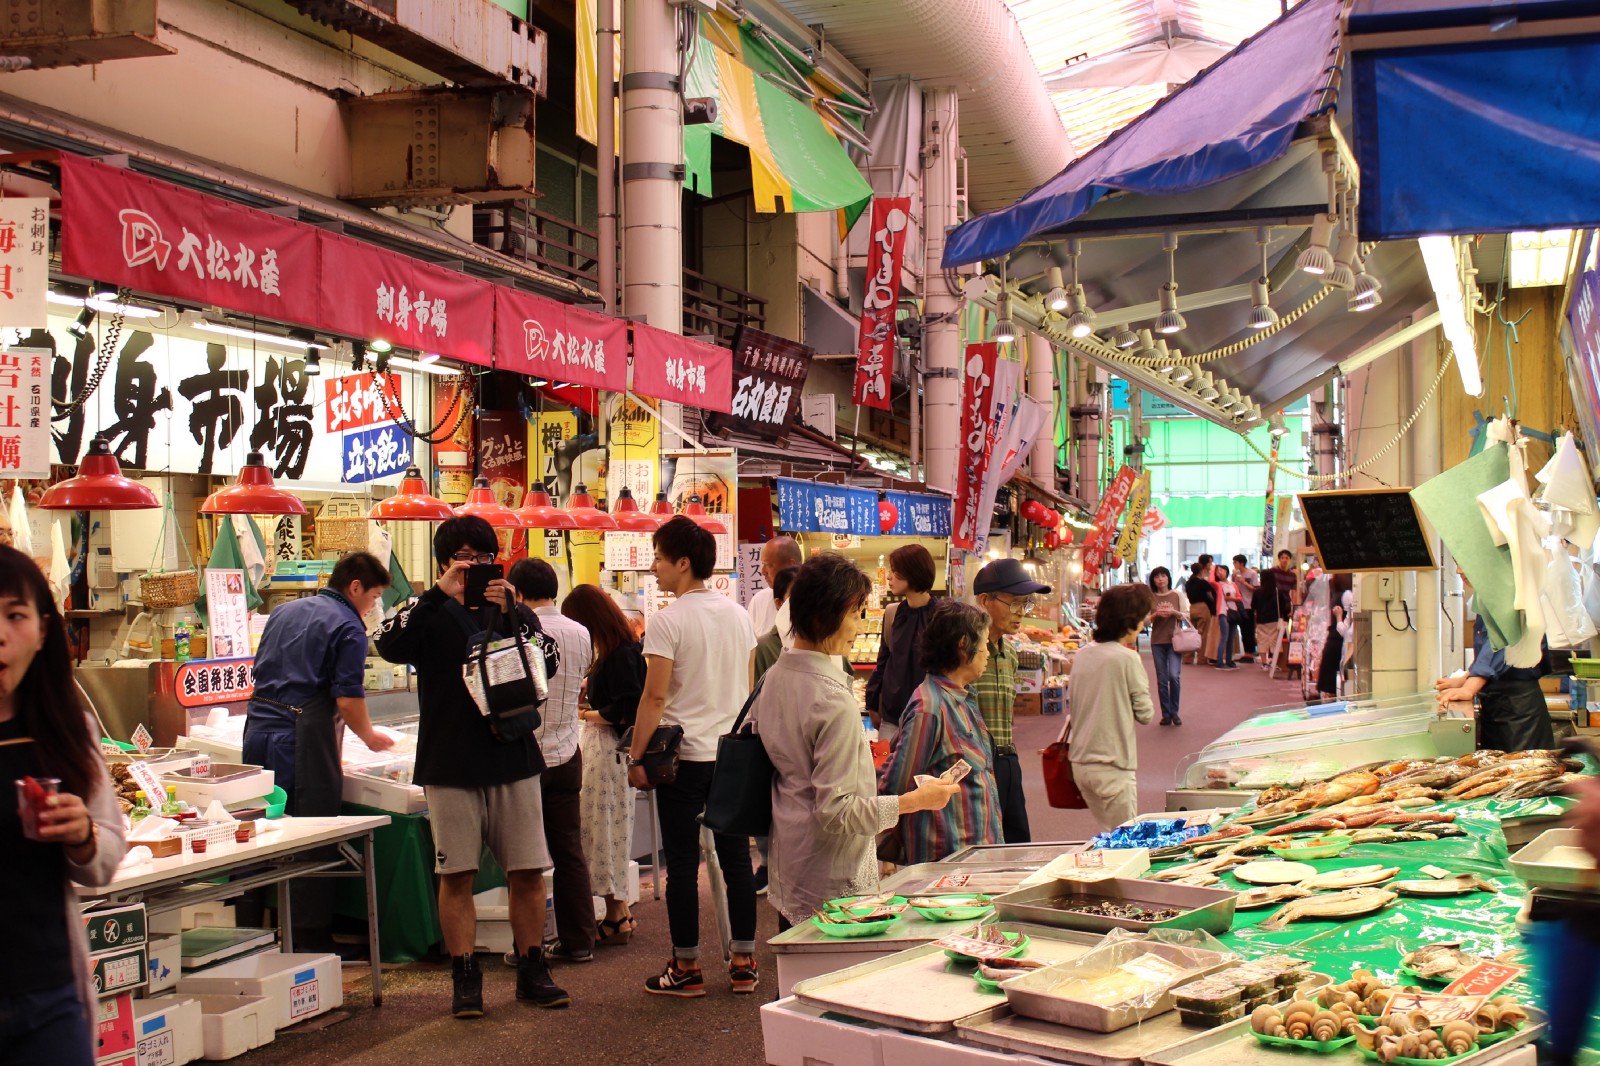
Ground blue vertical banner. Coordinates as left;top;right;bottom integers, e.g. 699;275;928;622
884;490;952;538
775;478;880;536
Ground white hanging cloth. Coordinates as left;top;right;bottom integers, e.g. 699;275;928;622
1541;544;1597;649
1475;419;1549;667
8;486;31;557
1535;431;1600;551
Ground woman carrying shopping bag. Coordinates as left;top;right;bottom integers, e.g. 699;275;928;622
1065;583;1157;831
1147;567;1188;725
1184;557;1217;666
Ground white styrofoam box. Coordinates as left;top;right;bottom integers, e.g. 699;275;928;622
174;735;244;763
133;995;203;1066
472;885;555;953
881;1029;1058;1066
180;905;235;931
162;768;274;809
189;994;274;1061
775;947;900;1000
147;934;182;994
340;770;426;815
151;912;184;937
761;997;886;1066
177;953;341;1032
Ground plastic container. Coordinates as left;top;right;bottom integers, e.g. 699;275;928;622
1267;835;1355;861
1172;976;1245;1013
906;894;994;922
263;787;287;819
809;910;900;939
132;994;202;1066
176;952;341;1031
1568;657;1600;679
189;994;274;1060
1179;1002;1247;1027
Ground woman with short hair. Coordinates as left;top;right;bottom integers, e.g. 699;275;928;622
879;599;1005;865
865;544;937;746
1147;567;1185;726
1068;582;1156;830
752;554;957;926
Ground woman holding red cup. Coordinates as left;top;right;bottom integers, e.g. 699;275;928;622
0;546;126;1064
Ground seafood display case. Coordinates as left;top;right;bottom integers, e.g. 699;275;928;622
1166;692;1477;811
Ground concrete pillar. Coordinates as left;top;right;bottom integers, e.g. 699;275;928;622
597;0;618;313
1026;334;1056;492
921;87;961;495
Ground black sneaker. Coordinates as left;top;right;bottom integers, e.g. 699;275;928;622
730;957;760;994
645;958;706;998
451;954;483;1019
753;865;769;897
543;942;595;964
516;950;572;1008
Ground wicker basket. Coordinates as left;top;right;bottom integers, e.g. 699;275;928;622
140;568;200;609
315;514;371;555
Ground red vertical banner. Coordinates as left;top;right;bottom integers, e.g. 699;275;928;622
952;342;999;551
853;197;911;410
1082;465;1138;575
477;410;529;560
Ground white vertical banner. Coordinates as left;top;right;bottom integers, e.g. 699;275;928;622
0;200;49;328
0;347;51;477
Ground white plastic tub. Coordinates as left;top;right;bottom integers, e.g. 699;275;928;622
133;995;203;1066
189;994;274;1061
176;952;341;1032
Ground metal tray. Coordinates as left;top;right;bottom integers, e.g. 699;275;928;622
1143;1008;1547;1066
1000;940;1235;1033
883;861;1047;898
943;843;1085;865
160;763;262;784
1508;828;1598;890
993;877;1238;936
791;922;1100;1032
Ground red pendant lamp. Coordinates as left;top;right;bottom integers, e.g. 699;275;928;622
39;436;159;511
455;476;525;528
647;492;675;522
681;493;726;535
368;466;455;522
518;487;578;530
565;483;617;531
610;486;662;532
200;451;308;516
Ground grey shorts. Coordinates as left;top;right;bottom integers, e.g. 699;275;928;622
426;778;551;876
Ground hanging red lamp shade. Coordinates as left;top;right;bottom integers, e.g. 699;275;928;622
368;466;455;522
610;487;662;532
455;476;525;529
681;493;726;536
200;451;308;516
518;488;578;530
647;492;676;521
38;437;160;511
565;483;617;531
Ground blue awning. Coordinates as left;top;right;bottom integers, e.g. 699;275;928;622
942;0;1342;267
1347;1;1600;239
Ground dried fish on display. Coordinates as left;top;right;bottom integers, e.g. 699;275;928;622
1236;884;1315;910
1390;874;1497;897
1300;865;1400;890
1257;888;1398;930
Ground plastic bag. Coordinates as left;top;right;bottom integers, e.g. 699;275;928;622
1037;928;1239;1013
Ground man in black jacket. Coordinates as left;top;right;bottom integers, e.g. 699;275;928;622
1183;556;1217;666
376;516;566;1019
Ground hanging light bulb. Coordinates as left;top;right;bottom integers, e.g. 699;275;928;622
201;452;308;516
1170;363;1194;385
993;294;1017;344
1297;215;1337;276
1269;414;1289;438
1194;373;1219;401
518;486;579;530
565;483;617;530
455;476;525;528
1351;260;1383;311
1155;233;1185;334
1044;266;1069;313
38;437;159;510
648;491;676;522
1326;230;1360;290
1112;324;1138;350
611;486;663;532
368;466;454;521
1248;228;1279;330
681;493;727;535
1239;407;1266;428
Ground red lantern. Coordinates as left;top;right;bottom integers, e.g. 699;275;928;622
1040;510;1060;529
1060;527;1075;545
1024;500;1045;523
878;498;898;534
1109;555;1124;568
1044;530;1061;550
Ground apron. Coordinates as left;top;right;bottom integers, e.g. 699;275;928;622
242;690;343;818
1478;679;1556;753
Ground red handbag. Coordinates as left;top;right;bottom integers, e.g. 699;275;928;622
1040;716;1088;809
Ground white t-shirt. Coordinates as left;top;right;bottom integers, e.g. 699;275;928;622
533;606;592;766
747;587;777;639
1235;566;1259;609
644;587;757;760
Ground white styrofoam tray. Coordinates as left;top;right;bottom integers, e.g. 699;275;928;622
176;952;341;1032
133;994;203;1066
188;994;274;1061
162;767;274;809
1509;827;1598;890
762;996;888;1066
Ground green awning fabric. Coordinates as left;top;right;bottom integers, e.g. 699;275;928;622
1154;494;1273;527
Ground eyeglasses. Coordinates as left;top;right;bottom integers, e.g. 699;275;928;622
450;551;496;565
992;594;1037;615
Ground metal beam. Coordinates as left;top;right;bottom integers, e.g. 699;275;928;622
1337;312;1441;376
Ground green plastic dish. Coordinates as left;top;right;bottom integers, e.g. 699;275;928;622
1358;1047;1474;1065
1477;1023;1525;1046
973;971;1006;994
263;786;288;819
825;894;906;909
1252;1031;1357;1053
944;932;1029;962
909;895;994;922
810;908;900;938
1267;835;1356;861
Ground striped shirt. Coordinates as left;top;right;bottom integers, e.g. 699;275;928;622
879;675;1004;864
971;638;1018;749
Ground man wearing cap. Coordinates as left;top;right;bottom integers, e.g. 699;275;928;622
972;559;1049;843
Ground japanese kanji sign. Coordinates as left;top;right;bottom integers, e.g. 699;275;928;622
630;324;733;413
952;342;999;552
494;286;627;391
704;325;813;441
172;658;256;709
1082;464;1139;574
203;569;251;660
0;198;49;328
1114;471;1150;563
341;425;412;485
317;233;492;367
774;477;878;536
882;490;952;538
853;197;910;411
0;346;50;478
325;372;403;434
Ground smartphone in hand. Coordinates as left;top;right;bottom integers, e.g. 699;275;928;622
464;563;504;609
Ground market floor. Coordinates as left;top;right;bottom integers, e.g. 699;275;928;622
233;648;1302;1065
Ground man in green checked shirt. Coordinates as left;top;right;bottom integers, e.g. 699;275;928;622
972;558;1050;843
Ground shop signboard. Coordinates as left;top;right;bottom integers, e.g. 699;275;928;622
774;477;878;536
494;286;628;392
0;346;51;478
172;658;255;708
606;394;659;505
1082;464;1138;574
952;342;1000;551
1565;239;1600;468
203;570;251;660
0;198;49;328
317;233;493;367
852;197;911;411
882;490;952;538
326;372;411;486
631;325;734;413
702;325;812;441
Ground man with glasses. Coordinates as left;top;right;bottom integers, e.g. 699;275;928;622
972;558;1050;843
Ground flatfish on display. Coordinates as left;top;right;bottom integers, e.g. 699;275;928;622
1257;888;1398;930
1390;875;1497;897
1300;865;1400;890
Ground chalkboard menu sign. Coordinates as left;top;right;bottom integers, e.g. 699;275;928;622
1297;488;1436;572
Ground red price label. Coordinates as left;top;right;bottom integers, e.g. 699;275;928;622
1441;961;1526;998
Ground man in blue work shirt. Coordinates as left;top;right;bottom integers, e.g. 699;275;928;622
1435;573;1554;752
244;551;394;947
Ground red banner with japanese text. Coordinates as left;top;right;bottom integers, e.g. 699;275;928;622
59;154;321;324
952;341;1000;551
631;324;734;413
853;197;910;410
323;372;404;434
317;233;493;367
1082;464;1138;574
493;286;628;391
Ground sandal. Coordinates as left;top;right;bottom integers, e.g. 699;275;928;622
597;915;635;946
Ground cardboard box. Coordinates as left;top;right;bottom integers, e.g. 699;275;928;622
82;902;148;954
91;946;148;998
133;995;203;1066
1013;668;1045;694
95;993;137;1059
146;933;182;994
1013;692;1042;717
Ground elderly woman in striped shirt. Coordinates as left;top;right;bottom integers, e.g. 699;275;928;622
879;600;1005;865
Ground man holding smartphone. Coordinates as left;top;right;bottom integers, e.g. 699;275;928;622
376;516;566;1019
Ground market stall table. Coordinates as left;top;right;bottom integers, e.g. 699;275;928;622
83;814;390;1005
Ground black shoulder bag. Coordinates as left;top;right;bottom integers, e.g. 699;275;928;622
701;680;774;837
456;603;547;744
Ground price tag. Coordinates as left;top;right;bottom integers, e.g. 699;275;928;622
127;761;165;808
290;977;321;1019
130;724;153;754
1378;991;1486;1023
1420;864;1452;879
1184;812;1214;828
1056;868;1116;883
137;1029;175;1066
1441;962;1526;999
928;873;972;891
1069;852;1106;868
936;933;1016;960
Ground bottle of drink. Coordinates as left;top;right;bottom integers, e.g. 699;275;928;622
131;790;150;820
173;621;191;663
161;785;183;816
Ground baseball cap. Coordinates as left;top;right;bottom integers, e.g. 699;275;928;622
973;558;1052;597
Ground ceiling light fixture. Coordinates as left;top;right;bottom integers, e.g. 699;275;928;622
1194;372;1218;401
1298;153;1340;276
351;340;367;372
369;466;456;522
681;493;727;535
1170;364;1194;385
1269;414;1289;438
38;436;159;510
610;486;663;532
519;487;579;530
89;281;118;303
455;476;525;528
1112;324;1138;350
1133;329;1159;360
1326;228;1360;290
993;295;1018;344
1063;238;1096;338
1508;230;1575;288
305;351;322;377
200;451;309;516
1240;407;1266;428
47;290;162;319
1351;261;1383;311
1419;235;1483;396
1044;266;1069;313
1249;228;1279;330
368;338;393;353
66;307;95;338
1156;233;1186;334
195;319;326;350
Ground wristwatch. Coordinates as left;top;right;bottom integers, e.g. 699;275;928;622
628;757;645;768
